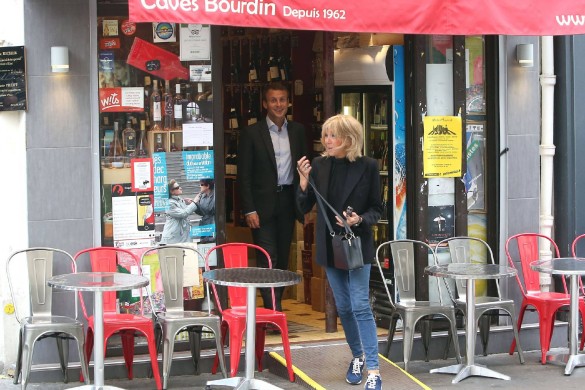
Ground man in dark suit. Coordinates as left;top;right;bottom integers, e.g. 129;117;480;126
238;82;307;311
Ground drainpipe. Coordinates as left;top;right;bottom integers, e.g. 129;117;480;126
540;36;556;291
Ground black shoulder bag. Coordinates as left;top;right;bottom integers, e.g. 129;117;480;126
306;176;364;270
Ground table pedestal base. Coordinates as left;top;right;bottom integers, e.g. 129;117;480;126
547;352;585;375
430;363;510;384
205;376;284;390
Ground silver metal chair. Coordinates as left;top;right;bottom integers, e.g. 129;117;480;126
375;239;461;372
6;248;90;389
436;236;524;363
141;245;226;389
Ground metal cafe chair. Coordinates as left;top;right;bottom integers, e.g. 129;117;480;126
570;233;585;350
374;239;461;372
205;242;295;381
141;245;227;389
507;232;585;363
7;248;90;390
74;247;162;389
436;236;524;363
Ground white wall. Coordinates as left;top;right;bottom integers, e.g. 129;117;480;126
0;0;28;373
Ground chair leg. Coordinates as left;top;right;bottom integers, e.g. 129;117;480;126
508;308;525;364
255;324;267;372
510;302;527;355
13;328;23;385
162;332;176;390
278;322;295;382
212;322;229;375
80;328;94;383
478;314;491;356
447;312;462;364
140;328;162;390
121;330;135;379
188;327;202;375
384;314;399;358
209;322;228;378
420;318;432;362
580;306;585;351
73;328;90;385
20;334;35;390
538;308;555;364
402;318;416;373
228;326;245;377
56;335;70;383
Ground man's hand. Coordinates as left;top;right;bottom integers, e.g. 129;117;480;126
245;212;260;229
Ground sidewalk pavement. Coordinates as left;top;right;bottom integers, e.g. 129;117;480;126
2;348;585;389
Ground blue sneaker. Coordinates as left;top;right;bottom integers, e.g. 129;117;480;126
346;356;365;385
364;373;382;390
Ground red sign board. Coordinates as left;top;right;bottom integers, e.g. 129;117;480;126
129;0;585;36
99;87;144;112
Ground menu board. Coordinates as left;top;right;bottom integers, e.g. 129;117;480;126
0;46;26;111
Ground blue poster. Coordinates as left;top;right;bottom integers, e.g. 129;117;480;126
153;152;168;212
190;223;216;238
183;150;214;180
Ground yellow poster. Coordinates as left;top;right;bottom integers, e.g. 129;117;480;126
423;116;463;177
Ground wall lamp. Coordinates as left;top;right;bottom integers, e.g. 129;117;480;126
516;44;534;68
51;46;69;73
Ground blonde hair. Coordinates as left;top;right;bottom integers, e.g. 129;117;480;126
320;114;363;162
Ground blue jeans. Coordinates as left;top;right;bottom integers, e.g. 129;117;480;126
325;264;379;371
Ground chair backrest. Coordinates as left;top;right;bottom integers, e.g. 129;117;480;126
571;234;585;257
435;236;499;301
141;245;212;316
505;233;563;296
204;243;274;313
74;247;143;319
375;239;443;305
6;248;77;323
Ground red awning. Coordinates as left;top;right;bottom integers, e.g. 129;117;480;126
129;0;585;36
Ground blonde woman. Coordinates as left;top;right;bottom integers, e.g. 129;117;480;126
297;114;383;390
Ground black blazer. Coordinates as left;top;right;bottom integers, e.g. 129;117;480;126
297;156;382;267
238;119;307;221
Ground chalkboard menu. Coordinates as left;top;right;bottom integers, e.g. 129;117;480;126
0;46;26;111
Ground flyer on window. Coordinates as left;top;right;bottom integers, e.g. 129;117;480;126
180;24;211;61
423;115;462;178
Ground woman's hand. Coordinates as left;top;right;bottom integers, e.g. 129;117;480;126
336;211;362;227
296;156;311;191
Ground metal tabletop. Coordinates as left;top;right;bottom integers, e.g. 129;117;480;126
203;267;301;288
48;271;149;291
530;257;585;275
426;263;517;280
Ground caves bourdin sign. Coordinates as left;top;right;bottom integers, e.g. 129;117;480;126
0;46;26;112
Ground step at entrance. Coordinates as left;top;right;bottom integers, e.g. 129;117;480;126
266;343;430;390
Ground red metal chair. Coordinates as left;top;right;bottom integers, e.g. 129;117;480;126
506;233;585;364
205;243;295;381
570;233;585;350
74;247;162;389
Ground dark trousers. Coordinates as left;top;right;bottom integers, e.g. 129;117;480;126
251;187;296;310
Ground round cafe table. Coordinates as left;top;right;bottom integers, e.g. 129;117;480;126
531;257;585;375
48;272;149;390
203;267;301;390
425;263;517;384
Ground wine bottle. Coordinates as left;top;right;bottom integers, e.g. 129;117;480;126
170;133;179;152
122;118;136;158
108;121;124;168
248;60;258;83
136;120;149;157
380;97;387;125
268;56;280;81
373;103;381;125
150;80;162;130
154;133;165;152
381;177;389;220
143;76;151;118
247;90;258;125
163;80;174;131
229;107;239;130
173;83;183;130
286;103;293;121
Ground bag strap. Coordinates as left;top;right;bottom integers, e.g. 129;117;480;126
303;171;355;238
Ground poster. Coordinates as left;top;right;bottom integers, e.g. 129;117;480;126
423;116;462;178
111;183;155;247
183;122;213;147
131;158;154;192
99;87;144;112
180;24;211;61
183;150;214;180
153;22;176;42
464;121;486;210
428;205;455;244
0;46;26;111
